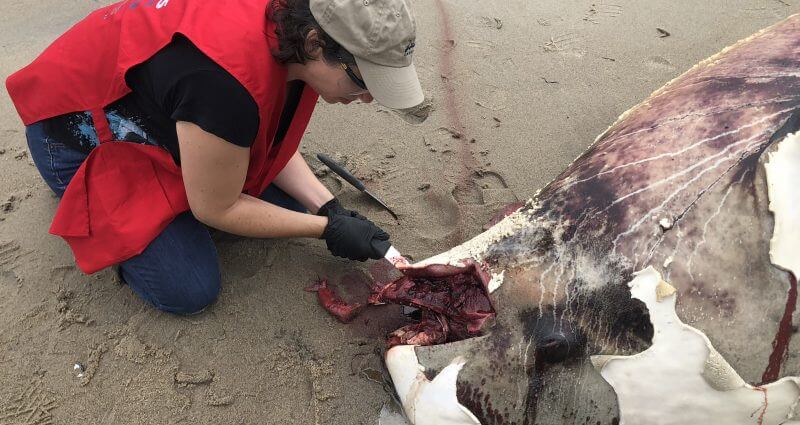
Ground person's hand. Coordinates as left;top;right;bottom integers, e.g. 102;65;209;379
316;197;367;220
320;213;391;261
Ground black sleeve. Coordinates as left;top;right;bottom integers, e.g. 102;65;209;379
138;36;260;148
168;69;260;147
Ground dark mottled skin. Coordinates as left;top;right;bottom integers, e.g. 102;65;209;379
410;15;800;425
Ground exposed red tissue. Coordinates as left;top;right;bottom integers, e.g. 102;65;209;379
387;313;449;346
304;279;365;323
307;260;496;347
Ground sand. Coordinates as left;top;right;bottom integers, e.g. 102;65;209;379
1;0;798;423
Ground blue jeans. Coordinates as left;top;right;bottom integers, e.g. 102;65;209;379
26;120;305;314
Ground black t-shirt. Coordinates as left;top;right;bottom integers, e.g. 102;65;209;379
44;35;303;162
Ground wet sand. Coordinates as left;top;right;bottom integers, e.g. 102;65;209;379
1;0;798;423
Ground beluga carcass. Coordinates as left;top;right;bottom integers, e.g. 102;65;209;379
308;14;800;425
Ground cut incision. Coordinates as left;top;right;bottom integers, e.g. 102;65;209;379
305;260;496;347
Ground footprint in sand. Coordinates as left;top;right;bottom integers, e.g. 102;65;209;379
49;265;79;284
0;240;22;270
474;170;509;190
392;97;434;125
474;88;509;112
423;127;463;155
0;191;31;220
0;239;34;282
415;188;461;243
465;15;504;31
583;2;623;24
321;174;344;195
0;379;58;425
455;170;517;207
543;31;587;56
646;55;676;71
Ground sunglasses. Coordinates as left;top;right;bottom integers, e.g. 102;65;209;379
338;55;368;91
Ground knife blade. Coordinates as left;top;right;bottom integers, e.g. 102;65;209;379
384;245;409;269
317;153;399;220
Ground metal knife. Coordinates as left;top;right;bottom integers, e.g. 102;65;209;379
383;245;409;268
317;153;399;220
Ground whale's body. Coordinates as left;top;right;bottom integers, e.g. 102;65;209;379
377;14;800;425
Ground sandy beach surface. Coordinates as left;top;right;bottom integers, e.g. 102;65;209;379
1;0;799;424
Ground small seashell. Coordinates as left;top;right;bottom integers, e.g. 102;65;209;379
73;363;85;378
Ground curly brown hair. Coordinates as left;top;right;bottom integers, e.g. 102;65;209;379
269;0;356;66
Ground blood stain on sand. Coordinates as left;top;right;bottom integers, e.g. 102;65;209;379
433;0;482;240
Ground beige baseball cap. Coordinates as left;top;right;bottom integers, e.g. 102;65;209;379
310;0;424;109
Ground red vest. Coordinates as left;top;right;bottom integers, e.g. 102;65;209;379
6;0;318;273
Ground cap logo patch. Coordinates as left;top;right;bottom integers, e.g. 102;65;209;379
404;40;416;56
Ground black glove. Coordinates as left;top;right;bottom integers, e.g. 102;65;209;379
321;213;391;261
316;197;367;221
